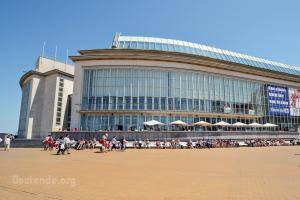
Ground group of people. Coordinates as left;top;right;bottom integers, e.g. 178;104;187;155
42;133;300;154
98;134;127;153
43;135;72;155
133;138;186;149
74;138;97;150
245;138;298;147
43;133;128;154
131;138;299;149
0;134;14;151
131;138;238;149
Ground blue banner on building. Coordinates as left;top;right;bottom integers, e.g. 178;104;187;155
267;85;290;116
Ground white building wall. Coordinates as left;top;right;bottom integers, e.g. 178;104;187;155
22;76;44;139
28;76;45;138
40;74;58;137
18;57;74;139
18;79;32;138
35;57;74;75
70;62;84;130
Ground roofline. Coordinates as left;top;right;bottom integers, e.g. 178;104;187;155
19;69;74;87
70;48;300;84
37;56;75;67
116;35;300;72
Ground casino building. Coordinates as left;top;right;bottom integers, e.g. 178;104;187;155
69;34;300;132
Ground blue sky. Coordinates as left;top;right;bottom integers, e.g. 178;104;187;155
0;0;300;134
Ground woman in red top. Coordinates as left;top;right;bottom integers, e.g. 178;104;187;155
99;138;106;153
48;136;53;151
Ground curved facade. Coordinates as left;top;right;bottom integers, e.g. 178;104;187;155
18;57;74;138
18;80;31;137
70;35;300;132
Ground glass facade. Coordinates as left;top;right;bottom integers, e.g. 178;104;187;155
80;68;300;131
18;80;31;136
116;36;300;76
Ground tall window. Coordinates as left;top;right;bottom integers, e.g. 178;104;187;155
18;80;31;136
56;78;64;126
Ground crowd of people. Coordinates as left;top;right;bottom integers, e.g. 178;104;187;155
1;133;297;153
41;132;300;154
42;133;127;155
131;138;299;149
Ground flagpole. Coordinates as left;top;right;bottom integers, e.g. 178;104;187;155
40;41;46;67
54;45;58;61
65;48;69;64
65;48;68;72
42;41;46;57
54;45;57;69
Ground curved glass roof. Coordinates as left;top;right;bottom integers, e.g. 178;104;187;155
112;34;300;76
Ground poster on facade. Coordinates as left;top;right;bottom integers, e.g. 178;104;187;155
248;109;255;115
267;85;290;116
289;88;300;116
224;106;232;114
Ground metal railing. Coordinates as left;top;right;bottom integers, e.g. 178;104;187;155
51;131;299;141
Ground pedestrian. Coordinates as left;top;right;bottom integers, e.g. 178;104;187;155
120;137;127;151
43;135;51;150
133;140;138;148
56;137;65;155
111;136;117;150
99;138;105;153
4;135;11;151
102;133;109;152
64;135;71;154
48;135;54;151
145;139;150;148
138;139;143;149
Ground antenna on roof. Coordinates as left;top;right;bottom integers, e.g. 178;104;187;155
64;48;69;72
40;41;46;66
65;48;69;64
54;45;58;70
54;45;58;61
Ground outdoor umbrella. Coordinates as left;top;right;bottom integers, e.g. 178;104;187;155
248;122;263;128
193;121;212;126
213;121;231;126
170;120;188;126
232;122;247;127
143;120;164;126
263;123;278;127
